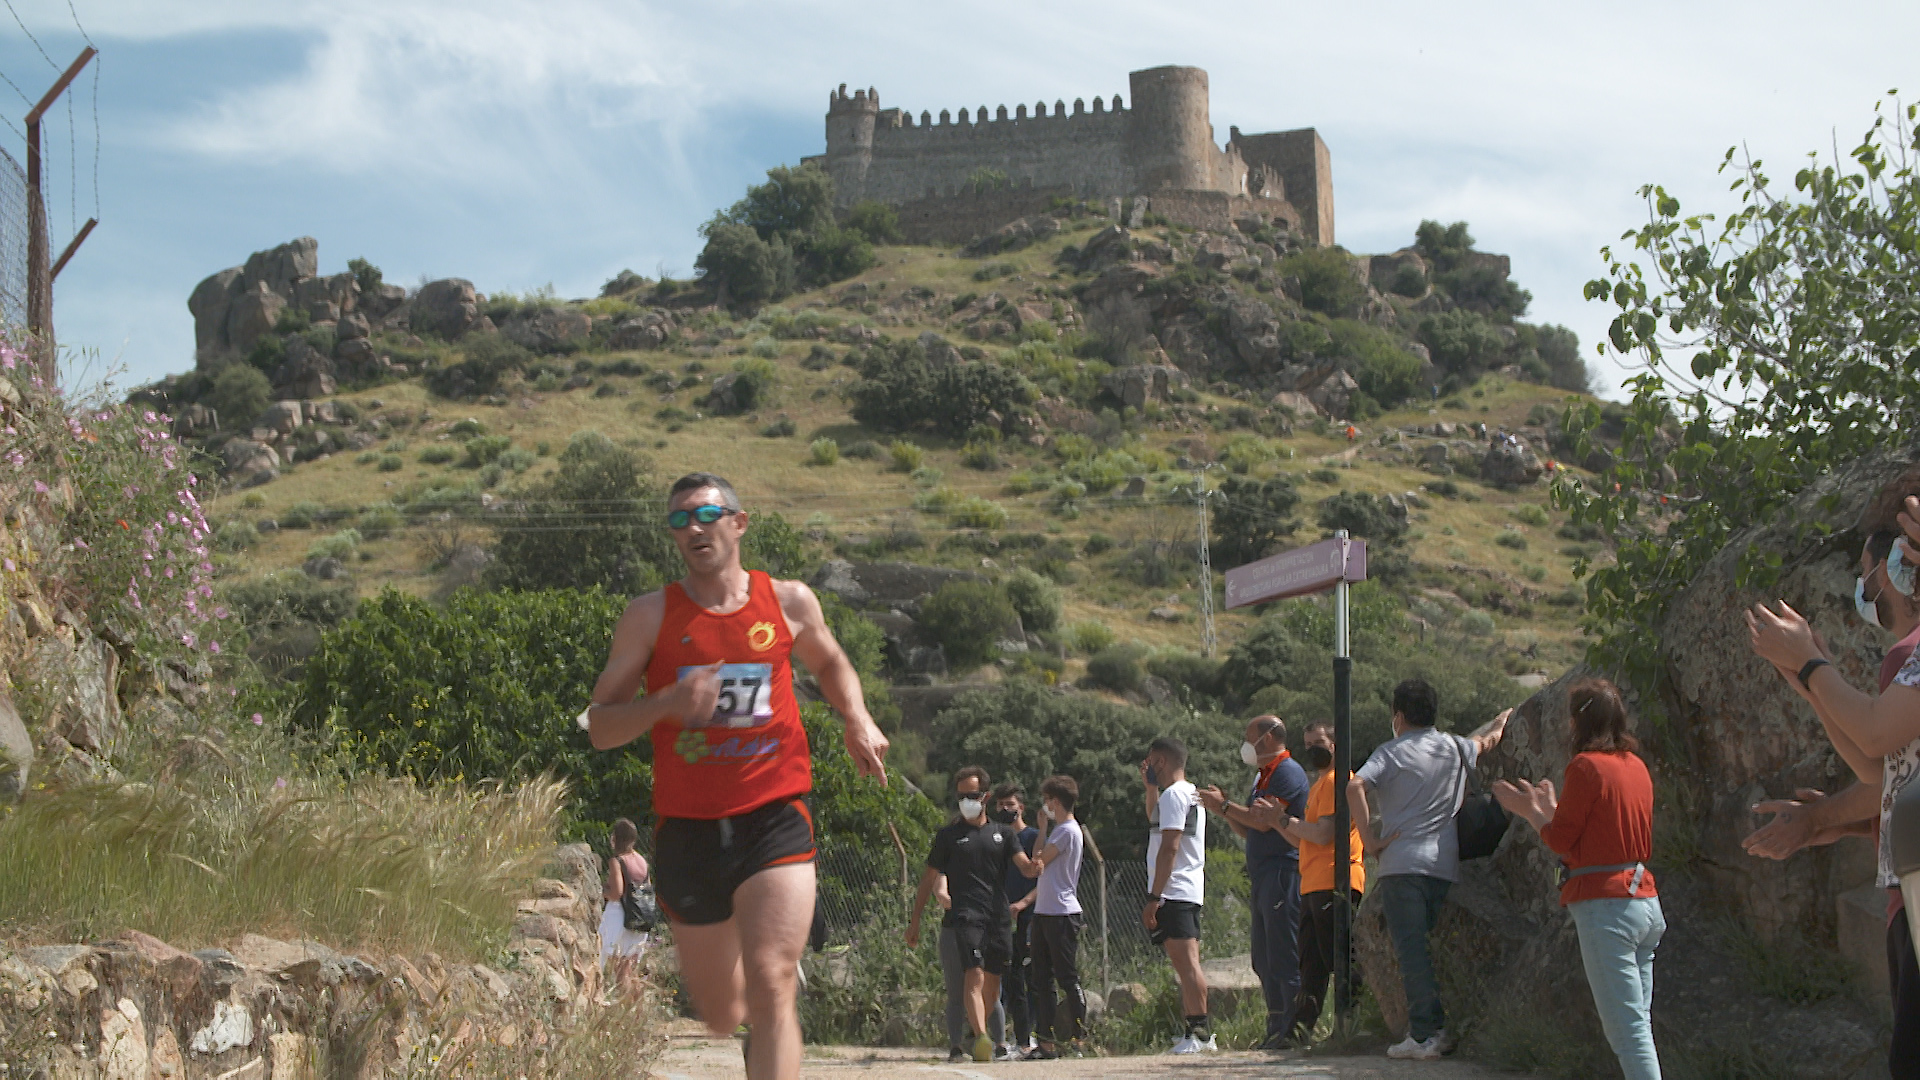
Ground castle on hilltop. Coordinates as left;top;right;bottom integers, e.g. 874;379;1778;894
802;65;1332;247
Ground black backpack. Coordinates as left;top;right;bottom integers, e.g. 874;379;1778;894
617;855;660;932
1451;735;1510;861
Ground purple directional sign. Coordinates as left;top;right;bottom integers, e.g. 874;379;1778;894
1223;537;1367;609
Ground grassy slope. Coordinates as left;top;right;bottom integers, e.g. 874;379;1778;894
211;219;1602;681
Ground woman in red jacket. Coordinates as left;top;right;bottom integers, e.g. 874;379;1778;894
1494;678;1663;1080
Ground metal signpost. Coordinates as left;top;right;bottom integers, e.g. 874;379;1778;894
1224;531;1367;1032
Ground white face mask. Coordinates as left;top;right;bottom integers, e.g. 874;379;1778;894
1892;542;1918;597
1857;577;1885;630
958;797;984;820
1240;740;1261;767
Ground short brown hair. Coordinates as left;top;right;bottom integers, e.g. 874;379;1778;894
611;818;639;850
1860;466;1920;537
953;766;991;793
992;781;1025;805
1304;721;1334;740
1039;775;1078;811
1568;678;1639;754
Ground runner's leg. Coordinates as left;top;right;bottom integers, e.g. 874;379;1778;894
734;861;815;1080
670;917;747;1036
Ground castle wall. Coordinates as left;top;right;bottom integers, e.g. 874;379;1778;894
1145;191;1299;237
891;182;1080;246
1231;128;1333;246
856;103;1135;206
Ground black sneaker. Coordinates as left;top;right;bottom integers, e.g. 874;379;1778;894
1022;1045;1060;1061
947;1047;967;1063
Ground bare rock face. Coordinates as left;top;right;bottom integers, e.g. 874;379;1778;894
501;307;591;352
188;238;319;362
0;691;30;800
1100;363;1189;410
1654;441;1920;937
410;279;481;340
25;634;122;758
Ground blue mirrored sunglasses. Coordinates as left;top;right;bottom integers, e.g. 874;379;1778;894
667;504;737;529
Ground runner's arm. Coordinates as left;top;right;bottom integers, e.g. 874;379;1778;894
780;580;890;783
586;593;713;749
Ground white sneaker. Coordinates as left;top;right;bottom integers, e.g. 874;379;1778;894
1387;1035;1444;1060
1198;1035;1218;1052
1167;1036;1201;1054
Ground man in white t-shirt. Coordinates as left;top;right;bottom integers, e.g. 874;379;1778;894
1142;735;1213;1054
1024;774;1087;1060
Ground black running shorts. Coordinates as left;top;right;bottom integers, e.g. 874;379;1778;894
1150;899;1203;946
653;798;816;926
950;918;1014;976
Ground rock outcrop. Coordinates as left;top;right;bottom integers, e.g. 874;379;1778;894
0;847;612;1079
189;239;370;362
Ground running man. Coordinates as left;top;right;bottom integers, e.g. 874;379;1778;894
585;472;889;1080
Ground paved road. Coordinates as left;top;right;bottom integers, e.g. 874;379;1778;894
647;1025;1527;1080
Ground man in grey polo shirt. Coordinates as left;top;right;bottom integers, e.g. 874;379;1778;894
1346;678;1508;1061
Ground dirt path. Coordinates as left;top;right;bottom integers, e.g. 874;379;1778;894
647;1023;1531;1080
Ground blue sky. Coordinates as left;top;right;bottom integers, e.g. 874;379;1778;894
3;0;1916;398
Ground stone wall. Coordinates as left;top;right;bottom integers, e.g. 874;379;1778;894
1231;127;1334;246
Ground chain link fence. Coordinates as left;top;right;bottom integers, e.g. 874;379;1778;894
0;146;29;329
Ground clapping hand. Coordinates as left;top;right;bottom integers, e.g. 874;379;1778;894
1746;601;1824;674
1196;785;1228;813
1492;777;1557;831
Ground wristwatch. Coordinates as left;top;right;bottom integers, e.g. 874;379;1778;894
1797;657;1831;690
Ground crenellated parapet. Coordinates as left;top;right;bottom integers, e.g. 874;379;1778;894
813;64;1333;246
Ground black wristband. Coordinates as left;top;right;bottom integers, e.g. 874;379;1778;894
1797;657;1831;690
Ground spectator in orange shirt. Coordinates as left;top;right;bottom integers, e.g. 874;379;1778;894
1259;721;1366;1047
1494;679;1662;1080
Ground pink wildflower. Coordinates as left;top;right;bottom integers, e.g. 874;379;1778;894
180;632;195;648
252;713;264;725
208;641;221;655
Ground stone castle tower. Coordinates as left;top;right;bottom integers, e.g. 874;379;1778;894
804;65;1332;246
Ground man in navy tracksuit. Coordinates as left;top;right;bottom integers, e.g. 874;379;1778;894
1200;714;1312;1048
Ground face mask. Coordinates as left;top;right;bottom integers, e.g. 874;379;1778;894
1857;577;1885;630
989;807;1017;825
1892;542;1918;597
1240;741;1261;767
958;797;983;819
1304;745;1333;770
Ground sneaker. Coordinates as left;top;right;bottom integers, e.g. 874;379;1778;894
993;1045;1017;1062
972;1033;994;1063
1168;1036;1201;1055
1022;1045;1060;1061
1198;1034;1218;1052
948;1047;967;1063
1388;1035;1443;1061
1436;1029;1456;1055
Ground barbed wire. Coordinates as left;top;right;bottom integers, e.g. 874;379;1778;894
3;0;57;70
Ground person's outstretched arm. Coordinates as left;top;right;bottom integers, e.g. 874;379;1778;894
781;580;889;783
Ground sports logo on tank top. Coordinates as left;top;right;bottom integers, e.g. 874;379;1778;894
747;621;778;651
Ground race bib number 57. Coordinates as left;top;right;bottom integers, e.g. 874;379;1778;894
678;663;775;728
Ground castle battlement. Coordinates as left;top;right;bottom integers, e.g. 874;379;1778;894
805;65;1332;247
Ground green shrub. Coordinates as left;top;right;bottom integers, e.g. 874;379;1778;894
426;335;533;398
1211;474;1301;567
357;503;403;540
1419;309;1506;378
1460;610;1497;636
1317;490;1408;545
918;580;1017;671
949;496;1009;530
1083;532;1115;555
450;418;487;437
211;365;273;429
1084;644;1148;693
1066;620;1116;654
1510;503;1550;527
495;447;537;473
960;441;1000;471
1279;247;1367;318
1307;468;1339;485
279;501;329;529
888;441;923;472
808;437;840;467
749;337;780;359
355;450;380;466
214;519;260;552
486;431;679;593
419;445;456;465
306;528;363;561
377;453;404;472
222;570;359;629
1003;566;1062;632
845;200;903;244
1495;529;1529;550
849;338;1033;437
761;417;796;438
460;434;514;468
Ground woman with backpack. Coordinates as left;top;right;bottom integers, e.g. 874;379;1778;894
1493;678;1663;1080
601;818;654;975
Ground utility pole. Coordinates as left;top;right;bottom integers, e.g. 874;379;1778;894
1193;464;1217;656
24;46;97;382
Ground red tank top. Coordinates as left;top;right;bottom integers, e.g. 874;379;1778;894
645;571;811;819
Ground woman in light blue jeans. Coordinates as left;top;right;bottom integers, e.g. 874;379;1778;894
1495;678;1664;1080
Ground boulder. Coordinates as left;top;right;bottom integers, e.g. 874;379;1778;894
242;236;319;297
1105;981;1149;1017
25;635;121;757
360;282;407;321
188;267;243;357
1306;369;1359;419
807;560;986;615
963;214;1060;257
1192;235;1245;271
259;401;303;436
1269;390;1320;418
221;439;281;479
1220;294;1283;370
1100;364;1189;410
1073;225;1134;272
335;312;371;341
1482;434;1545;486
274;338;337;399
502;306;592;351
306;400;340;426
172;402;219;437
0;691;30;800
225;282;286;356
608;318;668;351
411;279;481;340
